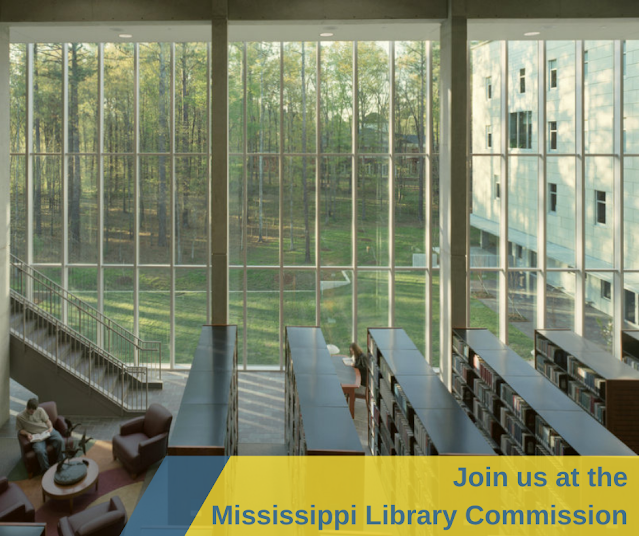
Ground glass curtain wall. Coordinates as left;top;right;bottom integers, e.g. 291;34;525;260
229;40;440;367
11;40;439;368
470;39;639;357
10;42;211;366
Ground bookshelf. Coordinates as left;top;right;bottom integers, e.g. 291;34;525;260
285;327;365;455
454;328;634;456
535;328;639;454
621;330;639;370
368;328;496;456
168;325;238;456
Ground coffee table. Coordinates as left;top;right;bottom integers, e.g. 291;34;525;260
41;458;99;513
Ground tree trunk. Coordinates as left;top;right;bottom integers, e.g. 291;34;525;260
34;44;42;237
301;43;311;264
69;44;82;254
258;46;265;242
158;45;168;248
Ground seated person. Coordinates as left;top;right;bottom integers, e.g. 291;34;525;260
16;398;64;474
349;342;368;386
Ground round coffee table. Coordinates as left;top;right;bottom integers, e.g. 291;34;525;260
42;458;99;513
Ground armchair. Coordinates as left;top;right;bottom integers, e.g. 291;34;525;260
0;476;35;523
57;496;127;536
17;401;72;479
112;403;172;478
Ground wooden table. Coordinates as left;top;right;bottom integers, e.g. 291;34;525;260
330;355;361;418
41;458;99;513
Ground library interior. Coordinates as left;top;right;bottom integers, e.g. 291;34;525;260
1;0;639;534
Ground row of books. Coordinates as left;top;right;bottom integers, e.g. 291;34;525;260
500;407;536;455
623;353;639;371
378;418;395;456
568;380;606;424
472;354;498;390
452;351;476;384
501;434;525;456
472;397;503;443
394;404;414;455
452;336;470;359
452;372;475;408
566;354;606;398
500;382;536;430
413;414;436;455
379;377;395;419
536;338;568;368
535;354;568;390
535;415;576;455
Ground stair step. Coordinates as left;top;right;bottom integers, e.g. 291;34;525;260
11;286;150;413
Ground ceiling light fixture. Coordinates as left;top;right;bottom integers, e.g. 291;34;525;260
119;33;133;38
524;31;540;36
320;32;334;37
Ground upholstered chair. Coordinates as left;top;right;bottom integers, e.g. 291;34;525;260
0;476;36;523
58;496;127;536
112;403;172;478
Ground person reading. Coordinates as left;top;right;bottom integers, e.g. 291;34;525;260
16;398;64;473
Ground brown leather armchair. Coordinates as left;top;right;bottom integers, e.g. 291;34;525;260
0;476;35;523
17;401;71;479
112;403;172;478
58;496;127;536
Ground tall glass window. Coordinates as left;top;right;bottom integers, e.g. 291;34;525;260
12;39;439;369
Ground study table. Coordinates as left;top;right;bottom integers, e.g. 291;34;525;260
330;355;361;418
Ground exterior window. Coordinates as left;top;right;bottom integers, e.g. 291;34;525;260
548;121;557;150
626;290;636;324
624;128;627;153
509;111;532;149
516;245;523;259
530;251;537;268
494;175;500;199
519;68;526;93
595;190;606;224
584;50;589;79
601;280;611;301
486;125;492;148
548;59;557;89
486;76;492;99
549;183;557;213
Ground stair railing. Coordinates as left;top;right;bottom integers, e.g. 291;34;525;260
10;255;162;382
10;292;148;412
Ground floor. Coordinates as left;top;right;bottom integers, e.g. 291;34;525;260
1;369;370;475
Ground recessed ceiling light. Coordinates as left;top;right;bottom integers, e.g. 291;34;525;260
119;33;133;38
524;31;540;36
320;32;334;37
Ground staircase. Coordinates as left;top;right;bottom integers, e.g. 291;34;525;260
9;256;162;415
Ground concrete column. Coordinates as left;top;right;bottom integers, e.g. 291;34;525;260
211;2;228;324
439;15;468;386
0;24;10;426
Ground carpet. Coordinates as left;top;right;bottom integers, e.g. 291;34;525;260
9;440;145;536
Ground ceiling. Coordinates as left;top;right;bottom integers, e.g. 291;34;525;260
9;18;639;43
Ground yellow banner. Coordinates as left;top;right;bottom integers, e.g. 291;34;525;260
185;456;637;535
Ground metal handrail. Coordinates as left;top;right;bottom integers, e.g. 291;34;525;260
10;255;161;381
10;291;148;411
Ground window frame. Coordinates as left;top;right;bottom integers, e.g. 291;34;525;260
548;120;558;151
595;190;607;225
548;182;558;213
548;59;557;89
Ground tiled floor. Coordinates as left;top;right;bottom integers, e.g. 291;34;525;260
1;368;369;473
